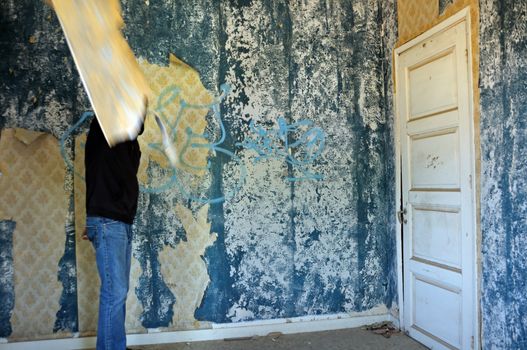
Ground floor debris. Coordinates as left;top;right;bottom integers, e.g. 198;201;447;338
364;321;399;338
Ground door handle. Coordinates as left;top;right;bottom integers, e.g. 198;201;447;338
397;208;407;224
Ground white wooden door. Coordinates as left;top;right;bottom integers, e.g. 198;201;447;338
395;14;476;350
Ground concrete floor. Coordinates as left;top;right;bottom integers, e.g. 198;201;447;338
126;327;428;350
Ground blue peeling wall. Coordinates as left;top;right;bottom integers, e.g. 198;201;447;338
0;0;84;335
133;187;178;328
479;0;527;348
3;0;527;345
0;1;88;135
0;0;399;337
120;0;399;325
53;219;78;333
439;0;454;15
0;221;16;338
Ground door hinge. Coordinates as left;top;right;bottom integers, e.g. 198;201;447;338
397;208;407;224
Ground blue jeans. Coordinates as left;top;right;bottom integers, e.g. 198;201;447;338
86;216;132;350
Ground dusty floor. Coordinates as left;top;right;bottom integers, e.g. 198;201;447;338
126;327;428;350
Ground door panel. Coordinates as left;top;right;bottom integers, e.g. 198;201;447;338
409;49;458;118
412;207;461;268
396;17;475;350
410;130;460;189
413;276;462;348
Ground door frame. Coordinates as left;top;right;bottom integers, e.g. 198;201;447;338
393;7;480;349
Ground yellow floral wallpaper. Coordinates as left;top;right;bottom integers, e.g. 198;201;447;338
0;129;68;340
74;54;219;335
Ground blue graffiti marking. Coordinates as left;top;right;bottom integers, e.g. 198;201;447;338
60;86;325;203
237;117;325;181
141;83;247;204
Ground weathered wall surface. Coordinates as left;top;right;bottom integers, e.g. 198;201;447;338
479;0;527;348
0;1;88;135
0;0;398;340
0;129;70;339
1;1;86;339
0;220;16;338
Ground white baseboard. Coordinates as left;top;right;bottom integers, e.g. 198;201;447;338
0;309;393;350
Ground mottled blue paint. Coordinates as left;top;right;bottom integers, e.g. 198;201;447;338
307;229;321;244
283;1;300;318
198;0;304;322
199;0;398;322
480;0;527;348
237;117;326;181
195;1;238;322
0;0;88;136
0;220;16;338
329;0;396;311
54;135;79;333
194;179;236;323
380;0;398;310
439;0;454;15
54;221;78;333
134;186;178;328
1;0;401;335
59;111;94;178
121;0;221;91
194;218;235;322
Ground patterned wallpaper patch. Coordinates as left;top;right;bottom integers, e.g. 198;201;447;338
397;0;479;49
74;54;219;334
0;129;68;340
397;0;438;44
137;54;215;192
159;204;216;329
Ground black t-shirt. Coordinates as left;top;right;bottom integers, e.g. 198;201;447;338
85;118;141;224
